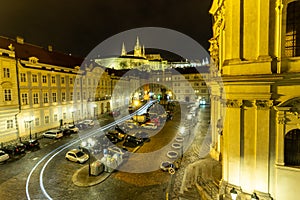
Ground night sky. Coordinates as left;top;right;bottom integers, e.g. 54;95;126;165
0;0;213;58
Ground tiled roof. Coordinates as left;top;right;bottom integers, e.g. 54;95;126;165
0;36;84;68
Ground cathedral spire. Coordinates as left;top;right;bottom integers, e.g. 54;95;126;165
121;42;127;56
134;36;142;57
136;36;140;48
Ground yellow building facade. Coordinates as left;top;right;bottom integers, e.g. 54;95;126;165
209;0;300;199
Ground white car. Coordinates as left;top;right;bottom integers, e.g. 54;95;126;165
82;120;95;127
65;149;89;163
43;129;63;139
141;122;157;130
0;150;9;162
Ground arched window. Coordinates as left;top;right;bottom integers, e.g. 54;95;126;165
285;1;300;57
284;129;300;166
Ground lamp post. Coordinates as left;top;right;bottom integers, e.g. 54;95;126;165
230;188;238;200
251;192;259;200
81;138;95;176
25;116;34;140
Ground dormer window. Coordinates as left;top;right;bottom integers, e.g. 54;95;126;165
29;56;39;64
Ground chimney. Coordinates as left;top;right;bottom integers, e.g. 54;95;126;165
48;45;53;52
16;36;24;44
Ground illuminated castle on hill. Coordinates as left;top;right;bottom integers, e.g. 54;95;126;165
95;36;209;71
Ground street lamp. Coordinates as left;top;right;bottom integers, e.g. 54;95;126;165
80;138;95;176
25;116;34;140
251;192;259;200
230;188;238;200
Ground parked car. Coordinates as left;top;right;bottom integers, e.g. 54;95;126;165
0;150;9;163
76;120;94;129
76;122;89;130
123;135;144;148
65;149;89;163
1;143;26;156
43;129;63;139
133;131;150;142
141;122;157;130
82;119;95;127
105;130;126;144
107;145;129;159
125;120;139;129
63;123;79;134
21;139;40;151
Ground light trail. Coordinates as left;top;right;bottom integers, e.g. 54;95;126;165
26;101;155;200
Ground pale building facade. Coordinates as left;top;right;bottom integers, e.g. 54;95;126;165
209;0;300;199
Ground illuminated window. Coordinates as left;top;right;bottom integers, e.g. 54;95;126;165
21;93;28;105
32;74;37;83
70;77;73;84
61;77;65;84
20;73;27;82
3;68;10;78
43;93;48;103
285;1;300;57
285;129;300;166
45;116;49;124
52;93;57;102
33;93;39;104
42;75;47;83
35;118;39;126
52;76;56;84
7;120;13;129
4;89;12;101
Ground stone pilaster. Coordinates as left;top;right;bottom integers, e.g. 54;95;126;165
223;99;242;185
255;100;273;193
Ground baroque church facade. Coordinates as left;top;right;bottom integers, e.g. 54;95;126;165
208;0;300;199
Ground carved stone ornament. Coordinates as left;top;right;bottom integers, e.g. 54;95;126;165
277;117;286;124
226;99;243;108
256;100;273;110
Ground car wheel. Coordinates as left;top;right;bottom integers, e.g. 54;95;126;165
66;157;69;161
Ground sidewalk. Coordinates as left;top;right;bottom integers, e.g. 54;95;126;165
72;165;112;187
72;145;141;187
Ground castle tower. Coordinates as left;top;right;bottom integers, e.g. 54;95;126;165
134;36;142;57
121;42;127;56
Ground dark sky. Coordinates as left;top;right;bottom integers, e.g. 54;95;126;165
0;0;213;58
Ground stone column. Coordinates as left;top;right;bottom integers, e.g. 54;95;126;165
274;107;289;166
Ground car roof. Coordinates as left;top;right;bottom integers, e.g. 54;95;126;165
46;129;61;133
68;149;81;154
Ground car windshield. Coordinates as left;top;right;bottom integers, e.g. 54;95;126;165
76;151;85;157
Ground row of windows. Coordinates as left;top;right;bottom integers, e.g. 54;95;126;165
174;82;206;86
173;89;207;93
20;91;96;105
19;73;74;84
